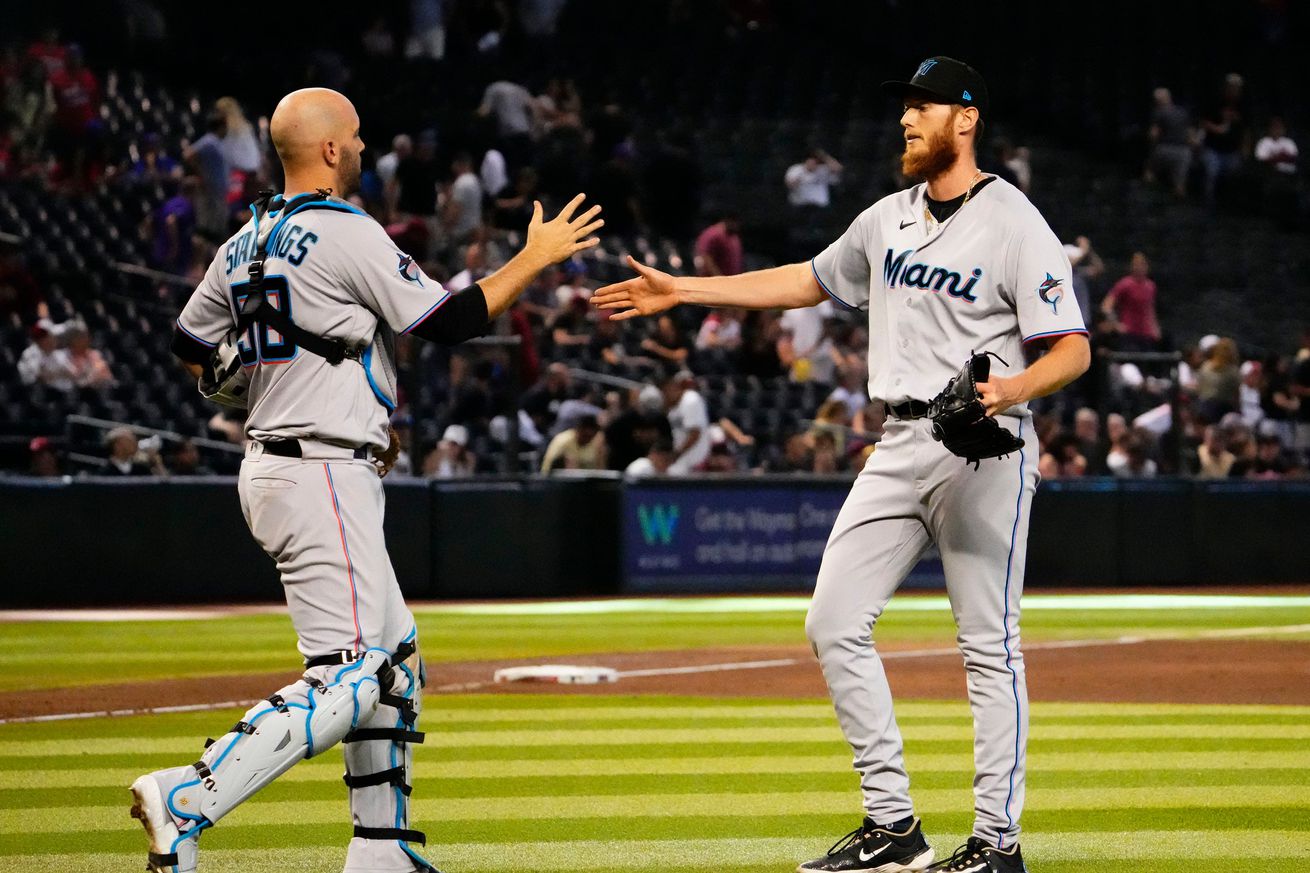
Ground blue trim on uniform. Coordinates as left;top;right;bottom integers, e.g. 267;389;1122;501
390;648;431;871
263;199;367;258
810;258;859;310
304;680;318;758
1021;328;1089;344
166;819;210;872
998;417;1026;848
360;345;397;412
176;319;218;348
400;292;453;335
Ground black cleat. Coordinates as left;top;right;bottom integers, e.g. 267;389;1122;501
924;837;1027;873
797;817;935;872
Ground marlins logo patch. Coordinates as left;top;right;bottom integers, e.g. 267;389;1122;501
396;253;423;287
1037;273;1063;314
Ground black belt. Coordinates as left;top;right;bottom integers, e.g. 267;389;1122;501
262;439;369;460
888;400;931;420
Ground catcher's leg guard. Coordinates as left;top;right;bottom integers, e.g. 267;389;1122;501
131;649;392;873
343;634;438;872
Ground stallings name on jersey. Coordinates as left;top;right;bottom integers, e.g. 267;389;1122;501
224;224;320;276
883;248;982;303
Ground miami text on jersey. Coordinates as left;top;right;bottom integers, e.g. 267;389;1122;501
224;225;321;276
882;248;983;302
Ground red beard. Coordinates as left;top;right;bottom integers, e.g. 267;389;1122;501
901;125;959;180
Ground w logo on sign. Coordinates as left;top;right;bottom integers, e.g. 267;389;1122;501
637;504;680;545
916;59;938;78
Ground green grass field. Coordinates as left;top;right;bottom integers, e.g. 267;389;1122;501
1;593;1308;872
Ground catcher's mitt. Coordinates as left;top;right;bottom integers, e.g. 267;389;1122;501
927;352;1024;468
197;330;251;409
371;426;401;478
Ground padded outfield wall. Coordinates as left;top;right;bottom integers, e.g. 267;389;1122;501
0;476;1305;605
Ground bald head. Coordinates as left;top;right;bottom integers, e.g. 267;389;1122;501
269;88;364;194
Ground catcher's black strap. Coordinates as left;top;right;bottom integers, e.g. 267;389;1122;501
304;650;361;669
148;850;179;868
345;727;426;744
238;190;361;366
305;640;417;670
342;765;412;795
353;825;427;845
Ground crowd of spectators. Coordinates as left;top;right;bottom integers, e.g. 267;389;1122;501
4;17;1310;483
1143;74;1304;225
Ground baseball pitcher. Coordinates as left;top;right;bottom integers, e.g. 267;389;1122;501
592;57;1089;873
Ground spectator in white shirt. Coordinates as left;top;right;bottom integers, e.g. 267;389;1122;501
478;78;536;169
784;149;843;208
695;309;743;352
778;300;836;383
663;370;710;475
449;241;489;290
443;152;483;242
1255;117;1298;174
625;437;676;478
376;134;412;190
479;148;508;197
17;323;74;390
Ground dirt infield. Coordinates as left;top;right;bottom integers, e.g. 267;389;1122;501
3;638;1308;721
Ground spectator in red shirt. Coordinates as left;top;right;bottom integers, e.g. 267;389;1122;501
26;27;67;78
49;45;101;186
1101;252;1161;349
694;212;743;276
50;45;98;134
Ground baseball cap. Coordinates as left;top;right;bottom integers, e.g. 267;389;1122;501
882;57;989;118
441;424;469;448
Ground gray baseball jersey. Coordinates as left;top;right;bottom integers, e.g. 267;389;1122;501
177;197;450;450
811;175;1087;409
155;194;442;871
802;175;1085;850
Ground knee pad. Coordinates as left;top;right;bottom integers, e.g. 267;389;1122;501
343;632;437;872
164;649;392;831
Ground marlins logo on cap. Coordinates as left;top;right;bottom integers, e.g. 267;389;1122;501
883;56;989;118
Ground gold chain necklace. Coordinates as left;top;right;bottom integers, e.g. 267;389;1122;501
924;170;985;228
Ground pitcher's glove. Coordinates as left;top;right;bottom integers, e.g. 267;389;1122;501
372;426;401;478
927;352;1025;469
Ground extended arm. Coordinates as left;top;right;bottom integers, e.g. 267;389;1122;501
591;257;825;320
415;195;602;344
478;196;602;320
977;334;1091;416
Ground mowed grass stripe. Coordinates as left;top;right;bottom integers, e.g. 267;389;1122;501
6;745;1308;791
6;734;1306;772
6;809;1309;856
5;698;1310;739
7;721;1304;757
10;785;1310;833
7;830;1310;871
8;766;1306;809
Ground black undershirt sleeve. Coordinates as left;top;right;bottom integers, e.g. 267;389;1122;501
170;326;213;364
407;284;491;346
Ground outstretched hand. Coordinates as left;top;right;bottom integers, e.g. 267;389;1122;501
589;255;680;320
525;194;604;266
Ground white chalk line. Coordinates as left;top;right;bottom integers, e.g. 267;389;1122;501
2;624;1307;725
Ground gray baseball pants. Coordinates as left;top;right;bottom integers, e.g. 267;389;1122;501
805;415;1037;848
